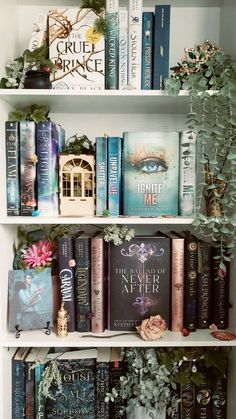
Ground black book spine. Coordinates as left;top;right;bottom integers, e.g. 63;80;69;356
197;242;212;328
195;360;212;419
184;234;198;331
74;235;91;332
57;236;76;332
96;361;110;419
109;361;126;419
12;358;26;419
212;374;227;419
180;360;195;419
212;249;229;329
5;121;20;216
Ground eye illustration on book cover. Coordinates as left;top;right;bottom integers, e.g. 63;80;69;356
8;268;53;332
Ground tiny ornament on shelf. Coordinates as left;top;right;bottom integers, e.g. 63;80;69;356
57;302;68;338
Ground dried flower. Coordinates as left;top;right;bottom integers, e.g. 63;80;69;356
136;314;167;341
182;328;190;337
21;240;56;268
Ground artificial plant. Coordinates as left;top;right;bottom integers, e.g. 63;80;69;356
81;0;107;33
165;40;236;275
8;104;50;123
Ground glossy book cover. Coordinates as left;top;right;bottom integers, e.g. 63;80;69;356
122;131;179;216
108;236;171;331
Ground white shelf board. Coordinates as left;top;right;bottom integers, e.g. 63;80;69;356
0;89;191;114
3;329;235;348
0;216;194;225
16;0;223;7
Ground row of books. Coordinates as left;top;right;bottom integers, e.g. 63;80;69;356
5;120;65;217
12;346;125;419
96;130;196;217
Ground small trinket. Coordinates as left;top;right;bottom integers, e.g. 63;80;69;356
57;302;68;338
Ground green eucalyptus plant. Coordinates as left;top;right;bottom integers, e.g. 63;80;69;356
165;40;236;276
9;104;50;123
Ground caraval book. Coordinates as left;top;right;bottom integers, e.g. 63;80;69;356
122;131;179;216
8;268;53;332
48;8;105;90
108;235;171;331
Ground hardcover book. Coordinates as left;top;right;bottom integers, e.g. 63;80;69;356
212;373;227;418
141;12;154;90
95;136;108;215
109;348;126;419
96;347;111;419
105;0;119;89
122;131;180;216
8;268;53;332
195;359;212;419
183;232;198;332
25;347;40;419
212;248;229;329
74;232;91;332
49;8;105;91
46;349;97;419
91;232;105;333
180;360;195;419
36;121;60;216
34;347;51;419
179;131;196;216
19;121;37;215
57;236;76;332
12;347;30;419
128;0;143;89
153;5;171;90
5;121;20;216
108;235;171;331
168;232;184;332
119;9;128;89
197;241;212;328
108;136;122;216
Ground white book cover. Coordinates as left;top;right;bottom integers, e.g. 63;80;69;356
106;0;119;13
119;9;128;89
179;131;197;216
48;8;105;90
128;0;143;89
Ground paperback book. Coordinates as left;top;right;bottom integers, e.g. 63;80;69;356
128;0;143;89
105;0;119;89
119;9;128;89
122;131;180;216
108;235;171;331
179;131;196;216
153;5;171;90
5;121;20;216
141;11;154;90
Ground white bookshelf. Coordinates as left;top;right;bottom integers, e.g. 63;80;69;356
1;0;236;417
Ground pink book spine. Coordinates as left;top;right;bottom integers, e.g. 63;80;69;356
171;238;184;332
91;235;105;333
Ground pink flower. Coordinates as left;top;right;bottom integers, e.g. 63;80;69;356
136;314;167;341
21;240;56;268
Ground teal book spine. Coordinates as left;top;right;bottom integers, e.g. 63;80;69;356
36;121;59;216
141;12;154;90
108;137;122;216
35;364;45;419
153;5;171;90
5;121;20;216
122;131;179;216
96;136;108;215
105;0;119;89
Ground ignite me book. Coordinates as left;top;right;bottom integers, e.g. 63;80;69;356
122;131;179;216
108;235;171;331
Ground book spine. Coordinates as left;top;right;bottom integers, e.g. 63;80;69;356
35;364;45;419
5;121;20;216
36;121;59;216
109;361;126;419
96;361;110;419
12;358;26;419
183;235;198;331
96;137;108;215
197;243;212;328
25;362;35;419
212;252;229;329
57;236;76;332
153;5;170;90
141;12;154;90
108;137;122;216
179;132;196;216
91;236;105;333
74;236;91;332
119;9;128;90
180;360;195;419
128;0;143;89
171;238;184;332
212;374;227;418
19;121;37;215
56;124;65;152
105;0;119;89
195;360;212;419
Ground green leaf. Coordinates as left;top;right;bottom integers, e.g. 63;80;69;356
227;153;236;160
9;110;26;121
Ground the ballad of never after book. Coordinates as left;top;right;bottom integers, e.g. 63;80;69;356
48;8;105;90
122;131;179;216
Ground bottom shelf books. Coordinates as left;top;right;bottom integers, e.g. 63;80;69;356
11;346;229;419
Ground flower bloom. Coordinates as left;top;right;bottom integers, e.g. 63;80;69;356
21;240;56;268
136;314;167;341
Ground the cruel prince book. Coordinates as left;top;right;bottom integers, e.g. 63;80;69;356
49;8;105;90
122;131;180;216
108;236;171;331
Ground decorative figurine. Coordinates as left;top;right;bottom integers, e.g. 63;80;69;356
57;302;68;337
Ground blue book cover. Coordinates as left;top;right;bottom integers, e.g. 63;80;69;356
5;121;20;216
141;12;154;90
12;347;30;419
105;0;119;89
108;137;122;216
19;121;37;215
153;5;171;90
8;268;53;332
96;136;108;215
36;121;60;216
122;131;179;216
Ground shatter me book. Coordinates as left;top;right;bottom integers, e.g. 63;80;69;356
122;131;180;216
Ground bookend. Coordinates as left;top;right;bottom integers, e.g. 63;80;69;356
14;321;51;338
